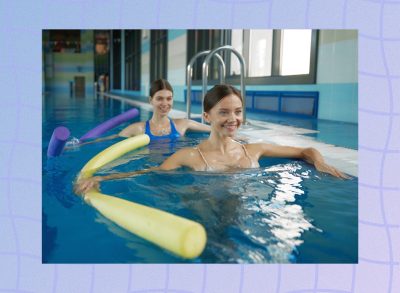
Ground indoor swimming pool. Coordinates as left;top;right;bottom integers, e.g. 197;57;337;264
42;93;358;263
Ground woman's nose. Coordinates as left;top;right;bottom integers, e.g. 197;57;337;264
228;113;236;121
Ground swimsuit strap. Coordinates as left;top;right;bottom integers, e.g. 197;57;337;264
169;118;180;136
233;141;254;167
144;120;152;135
196;143;252;171
241;144;252;163
196;146;211;171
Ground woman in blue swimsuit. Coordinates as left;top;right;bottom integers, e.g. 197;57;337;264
78;79;210;146
118;79;210;140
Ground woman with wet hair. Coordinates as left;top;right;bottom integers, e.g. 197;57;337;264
118;79;210;140
77;79;210;146
76;84;348;194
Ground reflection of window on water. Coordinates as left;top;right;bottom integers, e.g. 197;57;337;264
49;30;81;53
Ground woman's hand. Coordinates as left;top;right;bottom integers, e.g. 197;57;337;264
314;161;350;179
74;176;102;195
74;169;154;196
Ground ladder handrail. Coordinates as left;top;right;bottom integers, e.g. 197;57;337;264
186;50;225;119
201;45;247;123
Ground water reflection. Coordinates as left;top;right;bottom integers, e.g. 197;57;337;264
240;163;318;263
112;162;321;263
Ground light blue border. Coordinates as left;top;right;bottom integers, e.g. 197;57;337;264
0;1;398;292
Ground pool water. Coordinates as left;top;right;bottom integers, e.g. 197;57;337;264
42;93;358;263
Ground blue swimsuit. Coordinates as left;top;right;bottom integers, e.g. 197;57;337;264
144;119;181;140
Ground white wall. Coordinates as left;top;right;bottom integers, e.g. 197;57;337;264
167;31;187;102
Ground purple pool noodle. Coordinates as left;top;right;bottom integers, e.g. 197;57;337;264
47;126;70;157
80;108;139;141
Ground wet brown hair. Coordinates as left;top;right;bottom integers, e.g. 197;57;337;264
149;79;173;97
203;84;242;112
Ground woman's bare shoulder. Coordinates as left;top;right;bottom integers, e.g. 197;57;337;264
244;142;265;149
174;118;210;134
119;121;145;137
244;143;270;156
160;146;200;170
174;146;199;157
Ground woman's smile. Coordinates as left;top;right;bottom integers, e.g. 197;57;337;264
159;105;171;113
222;123;238;131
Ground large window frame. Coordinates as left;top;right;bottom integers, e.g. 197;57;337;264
49;30;81;53
94;30;110;83
150;30;168;81
187;30;229;81
187;29;318;86
112;30;121;90
125;30;141;91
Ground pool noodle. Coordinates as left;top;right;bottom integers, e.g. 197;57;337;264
47;126;70;157
85;191;207;259
79;108;139;141
79;134;150;179
78;134;207;259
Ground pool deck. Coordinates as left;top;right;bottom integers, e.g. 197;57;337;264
101;92;358;177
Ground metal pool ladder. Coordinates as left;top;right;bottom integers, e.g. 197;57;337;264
186;50;225;119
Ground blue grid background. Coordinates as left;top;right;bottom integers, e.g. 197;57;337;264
0;0;399;292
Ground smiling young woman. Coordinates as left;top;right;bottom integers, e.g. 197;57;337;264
119;79;210;140
76;79;210;147
76;84;348;195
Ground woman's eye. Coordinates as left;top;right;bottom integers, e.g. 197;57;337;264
235;110;242;115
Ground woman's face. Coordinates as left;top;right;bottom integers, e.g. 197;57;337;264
204;94;243;137
150;89;173;116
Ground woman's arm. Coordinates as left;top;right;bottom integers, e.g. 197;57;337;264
66;122;144;150
74;147;194;195
175;119;211;135
78;134;120;146
186;119;211;132
300;147;350;178
252;143;349;179
74;168;156;195
158;148;194;170
118;121;145;137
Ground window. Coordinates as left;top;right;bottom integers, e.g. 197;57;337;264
280;30;312;76
94;30;110;84
49;30;81;53
125;30;141;91
188;29;318;85
112;30;121;89
229;30;243;76
187;30;229;81
150;30;168;81
248;30;273;77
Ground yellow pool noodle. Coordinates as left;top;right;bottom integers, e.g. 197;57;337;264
85;190;206;259
78;134;207;259
79;134;151;179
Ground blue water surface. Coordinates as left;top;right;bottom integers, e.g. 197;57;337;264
42;93;358;263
